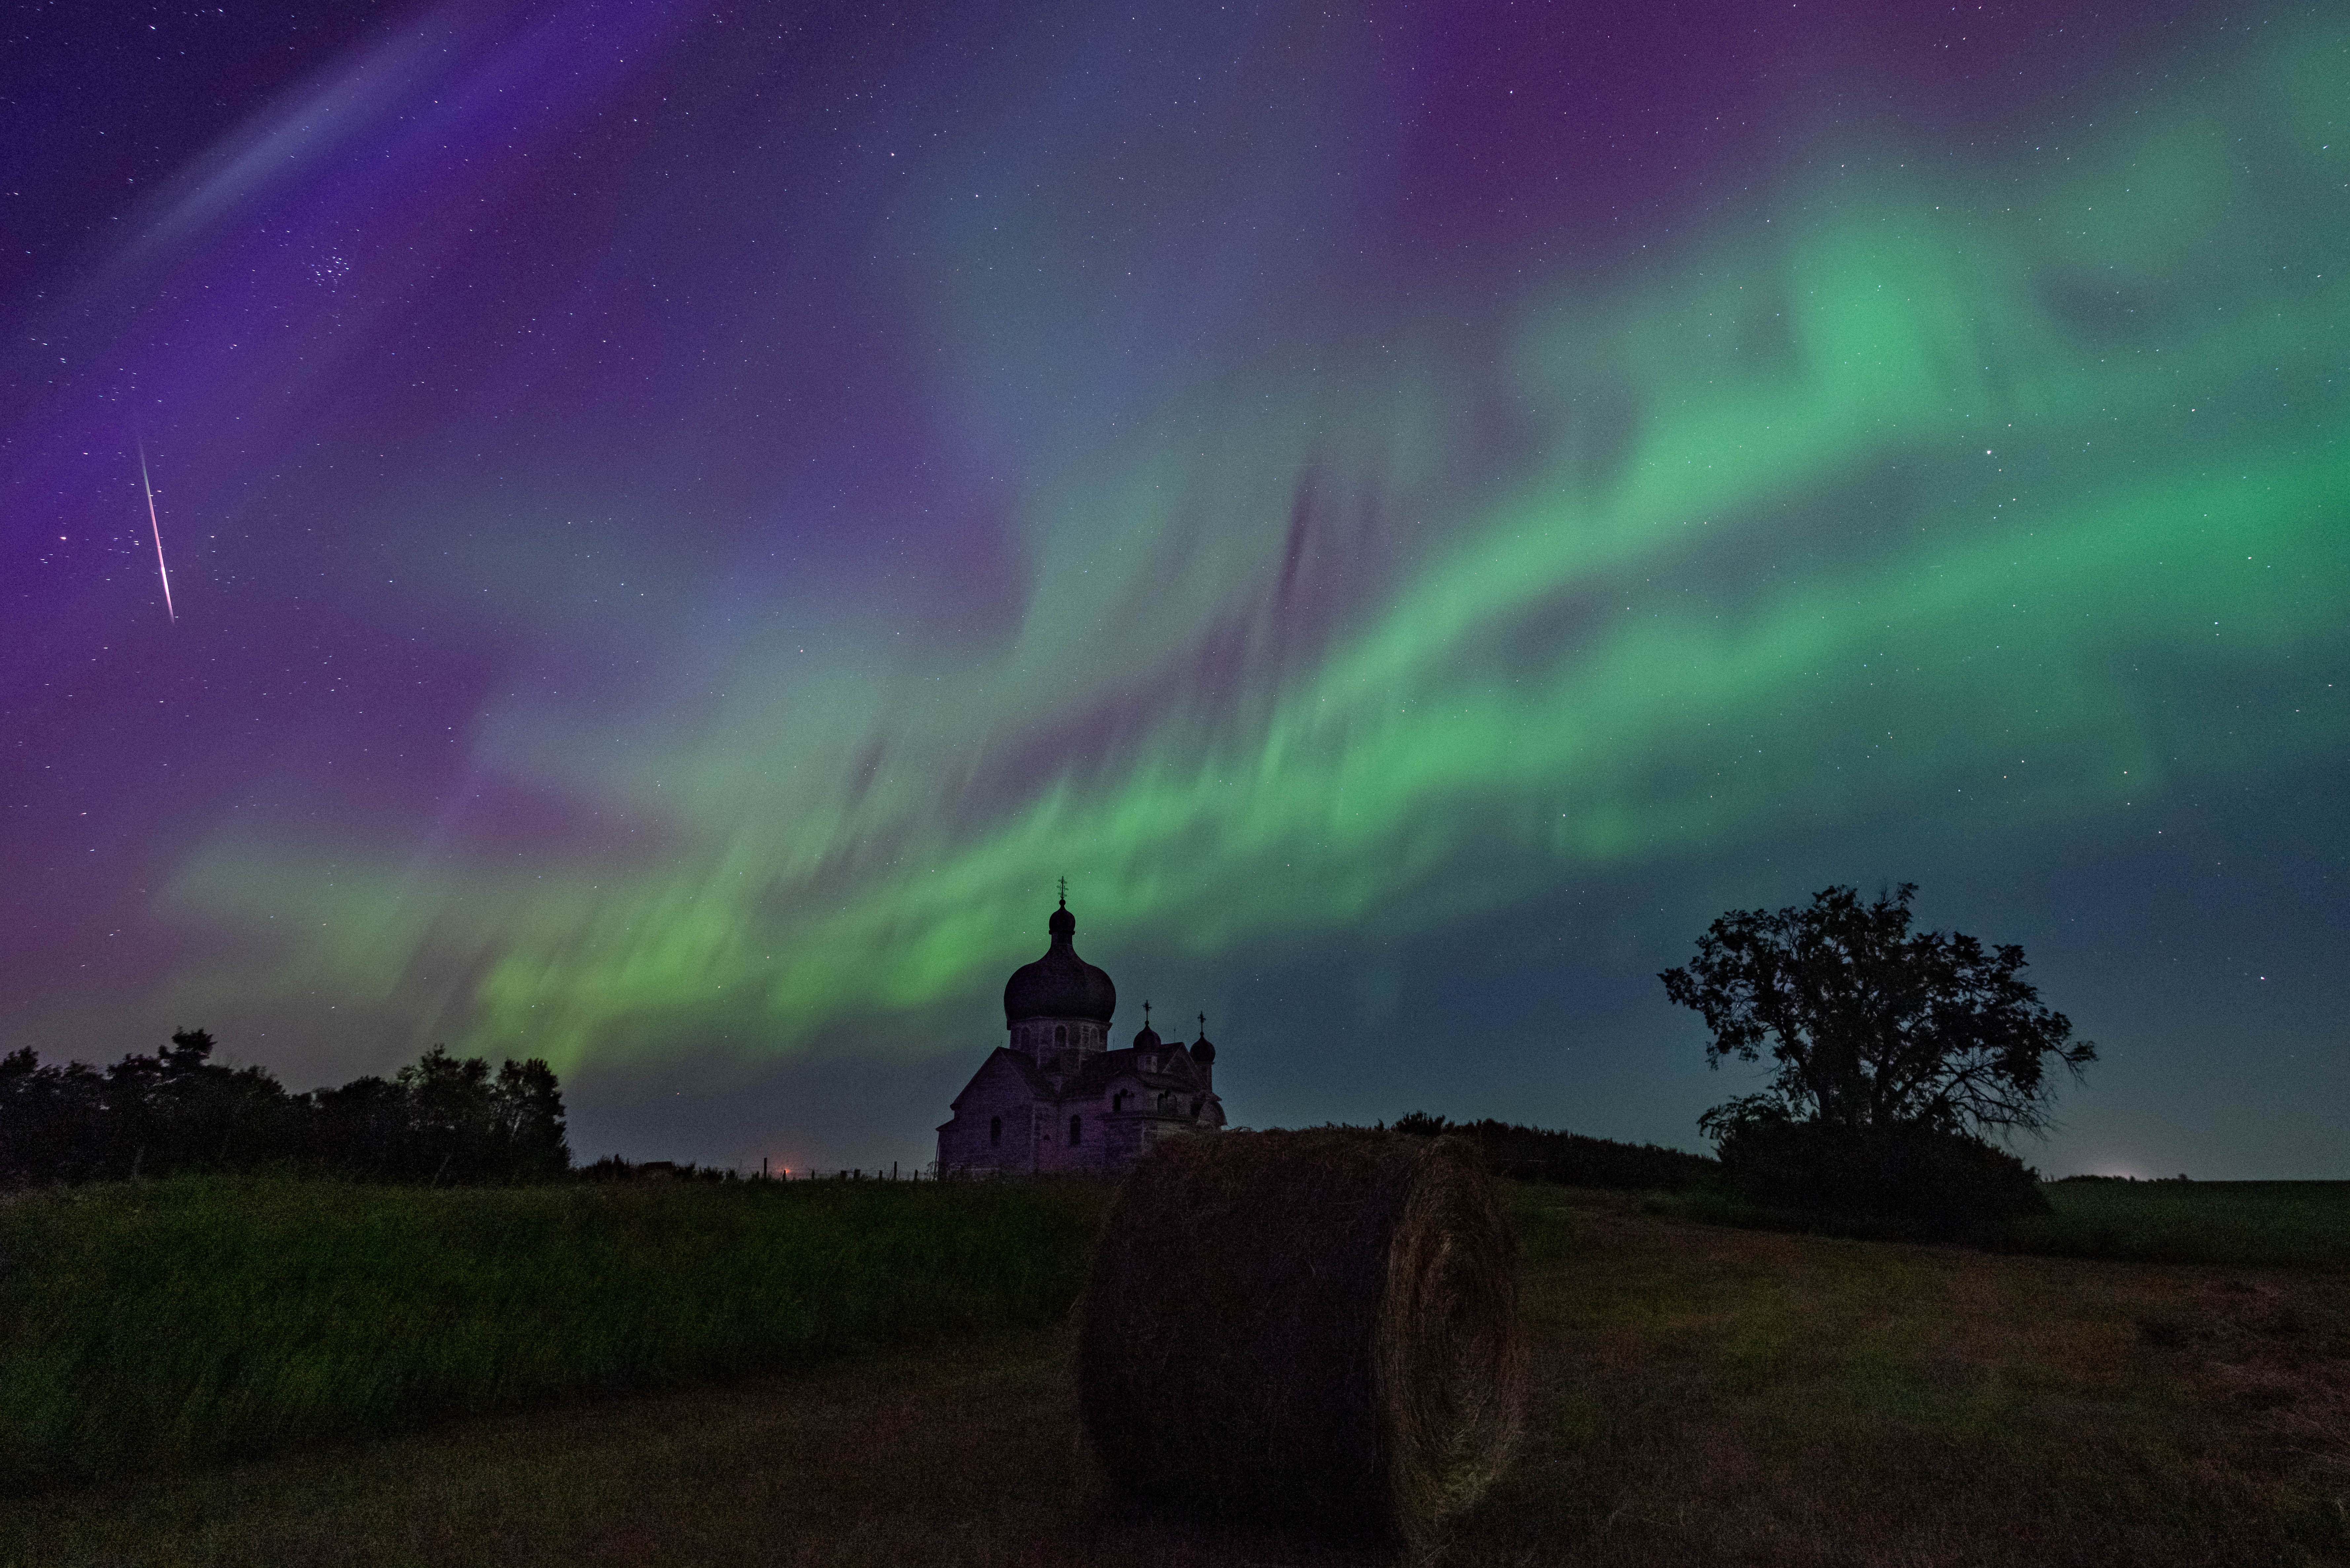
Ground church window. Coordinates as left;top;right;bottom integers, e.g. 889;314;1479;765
1068;1114;1082;1146
1113;1090;1127;1112
989;1116;1002;1148
1055;1025;1067;1046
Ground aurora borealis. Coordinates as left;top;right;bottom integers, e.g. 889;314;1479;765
5;1;2343;1176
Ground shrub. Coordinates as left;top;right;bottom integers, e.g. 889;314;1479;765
1713;1117;2049;1237
1390;1114;1716;1192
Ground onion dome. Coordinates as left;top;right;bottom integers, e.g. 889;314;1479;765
1132;1021;1162;1051
1189;1016;1216;1066
1003;899;1117;1025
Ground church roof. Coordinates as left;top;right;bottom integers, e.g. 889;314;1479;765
1065;1043;1203;1100
1003;899;1117;1025
947;1042;1207;1118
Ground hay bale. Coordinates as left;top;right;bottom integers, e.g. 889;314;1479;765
1075;1128;1524;1545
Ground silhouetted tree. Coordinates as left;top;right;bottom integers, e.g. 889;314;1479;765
1663;884;2094;1141
348;1044;571;1182
0;1047;109;1183
104;1028;301;1176
1662;884;2094;1231
491;1057;571;1180
307;1073;412;1177
397;1044;498;1182
0;1032;570;1187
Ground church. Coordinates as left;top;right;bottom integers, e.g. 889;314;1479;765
935;893;1225;1176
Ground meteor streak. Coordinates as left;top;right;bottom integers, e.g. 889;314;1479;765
136;438;174;622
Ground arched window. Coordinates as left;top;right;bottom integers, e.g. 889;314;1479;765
1112;1090;1127;1112
1068;1114;1082;1146
1054;1024;1067;1046
989;1116;1002;1148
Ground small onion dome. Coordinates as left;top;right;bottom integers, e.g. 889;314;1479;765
1132;1021;1162;1051
1003;901;1117;1025
1189;1031;1215;1066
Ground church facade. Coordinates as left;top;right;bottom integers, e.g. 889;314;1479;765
935;896;1224;1176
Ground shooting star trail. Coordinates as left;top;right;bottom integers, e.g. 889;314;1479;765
137;438;174;622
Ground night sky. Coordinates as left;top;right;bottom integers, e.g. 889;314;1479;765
5;1;2343;1178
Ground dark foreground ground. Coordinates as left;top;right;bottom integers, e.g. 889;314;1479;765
8;1186;2346;1568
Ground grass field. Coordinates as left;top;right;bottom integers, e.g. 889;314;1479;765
3;1179;2346;1565
2014;1181;2350;1271
1652;1178;2350;1270
0;1174;1110;1488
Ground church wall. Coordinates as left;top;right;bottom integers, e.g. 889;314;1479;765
938;1108;1022;1175
941;1087;1221;1177
1039;1109;1204;1174
936;905;1224;1176
1111;1115;1154;1169
936;1061;1046;1176
1036;1104;1096;1175
1034;1103;1162;1176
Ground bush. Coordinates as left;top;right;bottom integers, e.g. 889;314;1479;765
1713;1117;2049;1237
1389;1114;1716;1192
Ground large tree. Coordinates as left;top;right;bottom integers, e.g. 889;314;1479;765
1662;883;2095;1142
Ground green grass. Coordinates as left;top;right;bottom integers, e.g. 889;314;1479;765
3;1176;2346;1565
0;1174;1110;1490
2009;1180;2350;1270
1653;1179;2350;1270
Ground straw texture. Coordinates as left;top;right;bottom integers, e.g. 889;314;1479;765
1075;1128;1523;1545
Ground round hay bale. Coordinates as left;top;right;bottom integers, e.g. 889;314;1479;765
1075;1128;1524;1545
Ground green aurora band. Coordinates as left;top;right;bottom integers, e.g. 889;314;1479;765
161;20;2345;1070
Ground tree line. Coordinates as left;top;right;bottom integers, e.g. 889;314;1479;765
0;1030;570;1186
